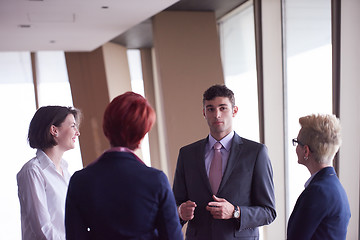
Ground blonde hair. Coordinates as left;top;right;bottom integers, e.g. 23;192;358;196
298;114;342;164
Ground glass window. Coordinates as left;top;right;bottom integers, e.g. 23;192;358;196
283;0;332;219
127;49;151;166
219;1;263;239
0;51;83;239
35;51;83;174
219;0;260;142
0;52;36;239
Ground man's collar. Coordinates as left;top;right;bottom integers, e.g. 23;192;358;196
209;131;234;151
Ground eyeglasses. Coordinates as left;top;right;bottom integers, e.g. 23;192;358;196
292;138;304;147
292;138;312;152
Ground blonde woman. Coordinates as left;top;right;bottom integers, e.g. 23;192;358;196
287;114;351;240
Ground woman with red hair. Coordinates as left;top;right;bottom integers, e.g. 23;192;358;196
65;92;183;240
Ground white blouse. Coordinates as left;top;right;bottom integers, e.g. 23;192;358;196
17;149;71;240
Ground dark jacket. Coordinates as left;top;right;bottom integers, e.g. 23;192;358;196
173;133;276;240
65;151;183;240
287;167;351;240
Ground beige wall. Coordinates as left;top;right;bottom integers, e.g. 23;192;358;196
152;11;225;181
65;43;132;166
65;48;111;166
261;0;286;239
339;0;360;238
102;42;132;101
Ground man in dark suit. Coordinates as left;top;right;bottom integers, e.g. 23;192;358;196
173;84;276;240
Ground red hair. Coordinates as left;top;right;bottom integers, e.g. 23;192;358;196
103;92;156;150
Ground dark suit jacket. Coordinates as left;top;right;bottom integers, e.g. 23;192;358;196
173;133;276;240
287;167;351;240
65;151;183;240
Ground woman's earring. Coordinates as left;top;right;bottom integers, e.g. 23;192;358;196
55;133;58;137
304;156;308;161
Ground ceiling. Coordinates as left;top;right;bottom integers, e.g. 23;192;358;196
0;0;178;52
0;0;247;52
112;0;247;49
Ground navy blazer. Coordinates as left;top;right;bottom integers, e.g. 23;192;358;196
173;133;276;240
287;167;351;240
65;151;183;240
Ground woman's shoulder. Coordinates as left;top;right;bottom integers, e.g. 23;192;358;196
16;156;45;185
135;164;170;185
17;157;41;174
137;163;164;176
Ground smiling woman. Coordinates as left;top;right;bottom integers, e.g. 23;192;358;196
0;51;83;240
35;51;83;174
17;106;81;240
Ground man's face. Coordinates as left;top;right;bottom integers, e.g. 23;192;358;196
203;96;238;140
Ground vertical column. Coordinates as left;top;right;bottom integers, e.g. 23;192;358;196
102;42;132;101
261;0;286;239
339;0;360;238
65;48;110;167
140;48;162;170
152;11;224;181
65;43;132;167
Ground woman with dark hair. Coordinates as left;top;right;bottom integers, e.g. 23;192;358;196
17;106;81;240
65;92;183;240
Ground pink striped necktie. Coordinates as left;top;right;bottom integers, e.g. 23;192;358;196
209;142;222;194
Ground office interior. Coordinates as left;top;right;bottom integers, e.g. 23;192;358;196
1;0;359;239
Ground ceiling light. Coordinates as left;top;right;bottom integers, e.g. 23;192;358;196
18;24;31;28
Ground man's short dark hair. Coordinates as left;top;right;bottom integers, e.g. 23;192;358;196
203;84;235;107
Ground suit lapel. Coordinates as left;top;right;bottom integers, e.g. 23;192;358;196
218;133;243;193
196;137;214;194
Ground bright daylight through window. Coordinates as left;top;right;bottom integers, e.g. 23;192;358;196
284;0;332;219
219;1;260;143
0;51;83;239
127;49;152;167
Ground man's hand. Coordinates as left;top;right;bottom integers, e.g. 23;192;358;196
178;200;197;221
206;195;236;219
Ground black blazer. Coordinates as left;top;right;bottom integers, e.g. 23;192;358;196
173;132;276;240
65;151;183;240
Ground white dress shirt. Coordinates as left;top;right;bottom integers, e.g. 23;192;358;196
17;149;71;240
